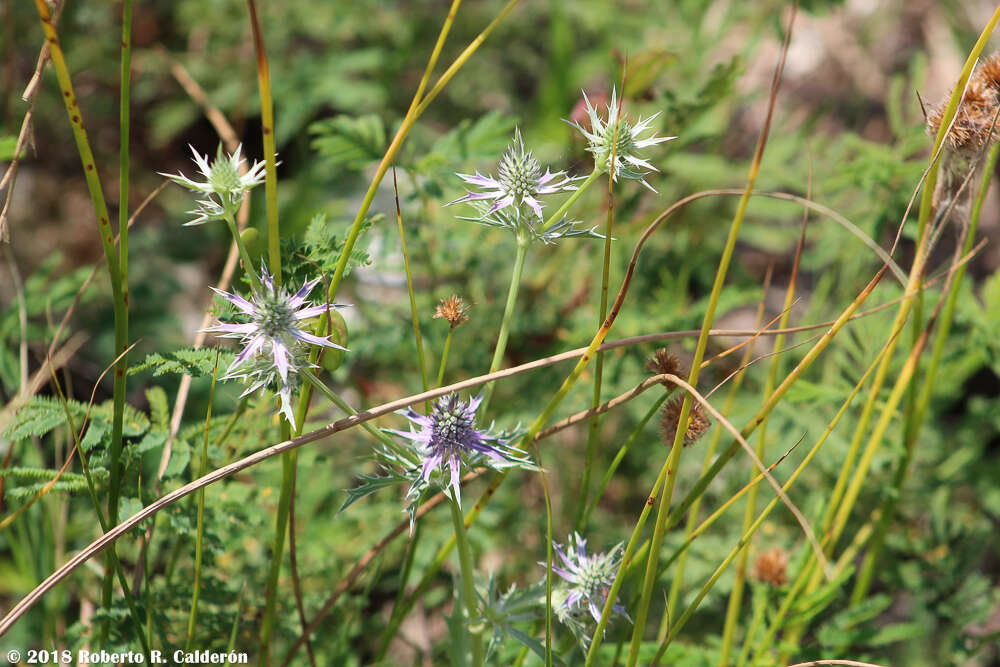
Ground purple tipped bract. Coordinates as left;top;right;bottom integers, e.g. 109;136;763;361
549;532;630;624
202;265;348;428
388;393;511;505
446;128;578;221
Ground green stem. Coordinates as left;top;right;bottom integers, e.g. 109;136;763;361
228;585;247;655
589;233;885;665
852;141;999;603
650;332;891;662
625;178;750;667
662;335;753;643
385;519;422;649
582;394;667;528
103;0;134;637
394;168;430;396
480;237;529;411
720;275;796;664
736;587;768;667
186;355;219;650
247;0;280;279
582;462;671;665
224;214;261;293
576;172;616;530
48;371;151;659
449;493;484;667
776;11;1000;647
540;169;600;233
436;329;455;388
31;0;129;637
260;440;294;666
532;438;556;667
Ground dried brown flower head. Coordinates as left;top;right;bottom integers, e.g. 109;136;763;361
645;348;684;386
433;295;472;329
977;52;1000;92
752;547;789;587
660;396;711;447
927;56;1000;155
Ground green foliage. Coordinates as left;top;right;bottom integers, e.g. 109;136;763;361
310;114;387;172
284;212;375;286
0;467;107;501
1;396;147;446
128;348;235;378
0;135;18;161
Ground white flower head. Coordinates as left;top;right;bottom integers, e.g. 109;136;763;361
160;144;267;225
567;88;675;192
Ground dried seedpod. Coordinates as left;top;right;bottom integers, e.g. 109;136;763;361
433;295;473;329
644;348;684;387
926;77;1000;156
752;547;789;587
660;395;711;447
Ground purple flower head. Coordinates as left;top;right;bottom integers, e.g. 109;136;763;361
566;88;676;192
202;265;348;427
388;393;512;506
549;532;630;624
446;128;578;221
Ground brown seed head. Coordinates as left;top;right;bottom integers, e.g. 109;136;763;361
977;52;1000;92
660;396;711;447
927;63;1000;155
752;547;789;587
433;295;472;329
645;348;684;386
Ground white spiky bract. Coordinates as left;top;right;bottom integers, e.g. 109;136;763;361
567;87;676;192
160;144;267;225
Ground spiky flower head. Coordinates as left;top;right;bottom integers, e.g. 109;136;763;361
447;128;578;221
433;295;473;329
549;533;629;624
160;144;267;225
661;396;711;447
388;393;518;505
203;265;347;427
567;88;675;191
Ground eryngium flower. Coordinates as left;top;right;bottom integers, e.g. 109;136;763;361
567;88;675;191
223;351;304;428
161;144;266;225
203;266;347;425
388;393;513;505
550;533;629;623
447;129;578;220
